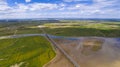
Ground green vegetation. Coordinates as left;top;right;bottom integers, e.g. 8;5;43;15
0;23;43;36
0;27;43;36
0;36;56;67
43;21;120;37
0;20;119;66
0;20;120;37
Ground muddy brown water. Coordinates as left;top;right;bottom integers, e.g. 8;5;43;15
1;34;119;67
48;35;120;67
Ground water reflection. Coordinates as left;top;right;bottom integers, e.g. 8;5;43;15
50;35;120;67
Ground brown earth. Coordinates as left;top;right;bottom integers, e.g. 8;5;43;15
44;49;74;67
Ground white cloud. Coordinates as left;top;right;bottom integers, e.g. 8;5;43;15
63;0;90;2
28;3;58;11
0;0;120;19
65;0;120;15
0;0;11;11
17;4;29;11
25;0;31;3
0;3;59;13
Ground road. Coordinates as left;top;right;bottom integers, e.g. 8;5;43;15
40;28;80;67
0;33;120;67
0;34;44;39
0;33;80;67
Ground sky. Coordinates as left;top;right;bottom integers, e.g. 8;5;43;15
0;0;120;19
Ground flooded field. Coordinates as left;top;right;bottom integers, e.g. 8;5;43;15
49;35;120;67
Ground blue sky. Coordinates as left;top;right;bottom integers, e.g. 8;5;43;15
0;0;120;19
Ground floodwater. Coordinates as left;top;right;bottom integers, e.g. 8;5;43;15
1;34;120;67
49;35;120;67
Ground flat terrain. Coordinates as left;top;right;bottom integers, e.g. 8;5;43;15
43;21;120;37
0;36;55;67
44;49;74;67
52;36;120;67
0;21;43;36
0;20;120;37
0;20;120;67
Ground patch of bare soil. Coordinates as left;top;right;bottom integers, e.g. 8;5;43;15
44;49;74;67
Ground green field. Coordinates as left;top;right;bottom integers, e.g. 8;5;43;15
0;20;120;37
0;25;42;36
43;21;120;37
0;36;55;67
0;20;120;67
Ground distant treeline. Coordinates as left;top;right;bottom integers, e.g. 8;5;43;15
0;18;120;22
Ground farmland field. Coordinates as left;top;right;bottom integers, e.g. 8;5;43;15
0;20;120;67
0;20;120;37
43;21;120;37
0;21;43;36
0;36;56;67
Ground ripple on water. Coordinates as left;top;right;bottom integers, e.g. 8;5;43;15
112;38;120;49
65;38;79;40
116;38;120;41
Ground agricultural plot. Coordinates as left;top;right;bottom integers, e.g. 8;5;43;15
1;21;120;37
0;20;120;67
0;26;43;36
43;21;120;37
0;36;55;67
